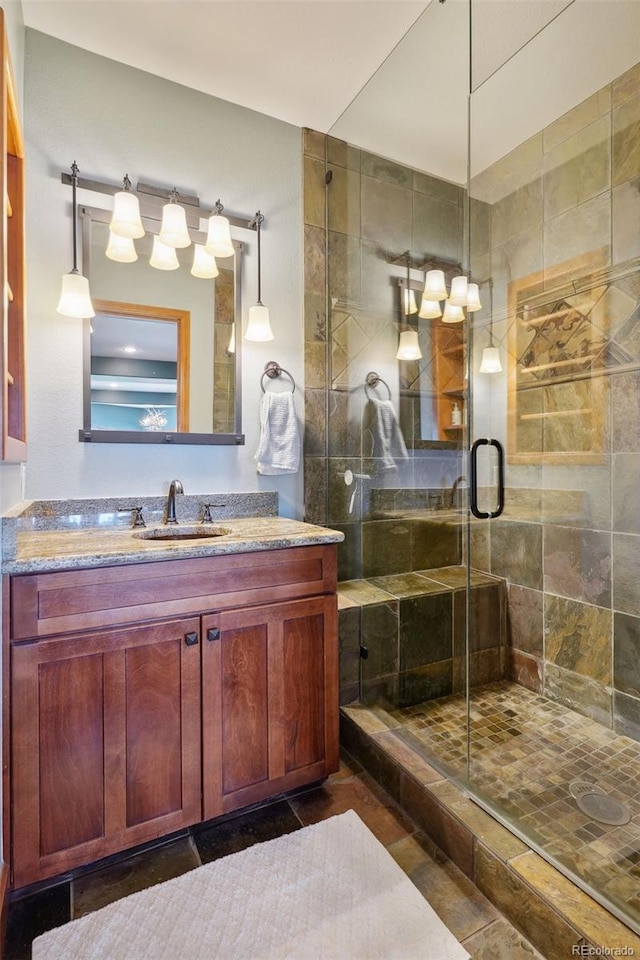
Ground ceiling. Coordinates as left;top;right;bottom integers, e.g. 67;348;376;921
21;0;640;184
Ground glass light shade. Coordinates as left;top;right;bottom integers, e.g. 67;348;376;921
442;301;465;323
57;271;95;318
465;282;482;311
479;346;503;373
403;288;418;315
110;190;145;239
419;297;442;319
149;236;179;270
449;275;469;306
424;269;448;301
395;329;422;360
246;303;273;341
159;201;191;248
227;322;236;355
105;231;138;263
191;243;219;279
205;214;234;259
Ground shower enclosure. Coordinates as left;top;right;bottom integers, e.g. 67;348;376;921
302;0;640;937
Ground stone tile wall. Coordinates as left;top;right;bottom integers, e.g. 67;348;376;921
470;60;640;740
337;569;506;709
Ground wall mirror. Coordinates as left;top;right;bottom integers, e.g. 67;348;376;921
79;205;243;445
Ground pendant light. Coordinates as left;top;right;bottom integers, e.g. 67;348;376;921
479;278;502;373
419;297;442;319
110;174;144;239
149;235;179;271
442;301;465;323
191;243;219;279
403;288;418;315
466;282;482;312
227;322;236;355
246;211;274;341
205;199;234;259
159;188;191;249
57;162;95;318
449;275;469;307
423;269;448;302
105;231;138;263
396;251;422;360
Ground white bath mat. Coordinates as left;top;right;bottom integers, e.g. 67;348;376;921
32;810;470;960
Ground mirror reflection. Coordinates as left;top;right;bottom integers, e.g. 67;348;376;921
80;211;242;444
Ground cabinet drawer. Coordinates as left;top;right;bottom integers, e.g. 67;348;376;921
10;545;337;640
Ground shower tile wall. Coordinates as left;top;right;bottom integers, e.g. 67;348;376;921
470;60;640;741
303;129;466;578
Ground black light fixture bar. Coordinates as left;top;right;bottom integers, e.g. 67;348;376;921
61;170;263;230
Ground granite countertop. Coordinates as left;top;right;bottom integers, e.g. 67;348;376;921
3;517;344;575
2;495;344;575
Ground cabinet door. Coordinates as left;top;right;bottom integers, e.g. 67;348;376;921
202;595;338;819
11;617;201;888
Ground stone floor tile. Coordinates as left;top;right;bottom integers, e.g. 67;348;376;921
73;835;201;917
288;767;415;846
5;883;71;959
409;852;499;941
194;800;302;865
463;918;546;958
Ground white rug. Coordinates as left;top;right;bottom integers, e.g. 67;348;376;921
33;810;470;960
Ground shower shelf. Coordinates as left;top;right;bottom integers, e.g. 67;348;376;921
442;385;466;397
519;307;575;328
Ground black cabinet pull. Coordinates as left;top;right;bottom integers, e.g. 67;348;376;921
184;632;199;646
207;628;220;642
470;438;505;520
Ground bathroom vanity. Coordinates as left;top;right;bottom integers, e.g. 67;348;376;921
3;496;342;889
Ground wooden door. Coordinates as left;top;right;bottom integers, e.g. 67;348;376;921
11;617;201;888
202;595;339;819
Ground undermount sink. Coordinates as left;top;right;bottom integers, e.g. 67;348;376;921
133;525;231;542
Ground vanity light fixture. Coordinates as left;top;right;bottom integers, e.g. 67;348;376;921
479;277;502;373
205;200;235;259
420;264;482;318
191;243;219;279
57;162;96;319
149;235;179;271
245;211;274;342
110;174;145;239
396;251;422;360
159;188;191;249
105;231;138;263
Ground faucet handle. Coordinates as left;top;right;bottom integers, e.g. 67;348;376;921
117;505;146;528
201;502;226;523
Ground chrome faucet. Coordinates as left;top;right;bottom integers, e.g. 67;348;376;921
164;479;184;524
450;475;467;509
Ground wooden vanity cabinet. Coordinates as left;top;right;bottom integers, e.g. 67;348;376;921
202;595;337;820
7;545;339;889
11;618;202;889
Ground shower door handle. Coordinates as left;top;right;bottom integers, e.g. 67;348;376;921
470;438;504;519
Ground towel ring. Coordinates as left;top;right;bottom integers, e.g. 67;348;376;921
261;360;296;394
364;371;391;401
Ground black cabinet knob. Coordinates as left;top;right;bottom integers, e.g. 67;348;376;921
207;628;220;642
184;632;199;646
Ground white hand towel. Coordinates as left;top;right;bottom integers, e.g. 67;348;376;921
366;397;409;470
255;391;300;475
